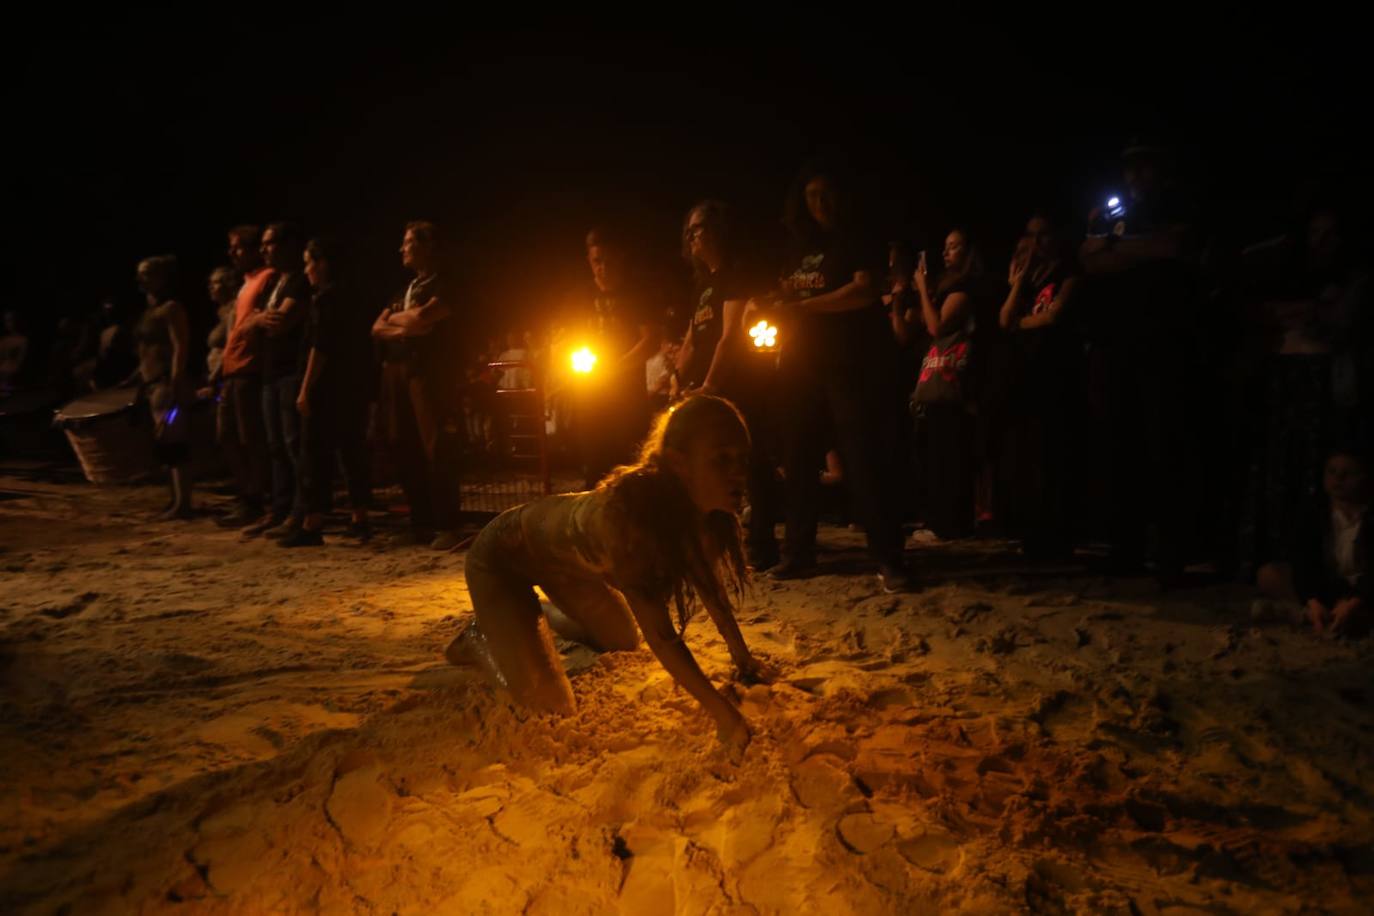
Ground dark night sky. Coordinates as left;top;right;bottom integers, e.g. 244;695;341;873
7;16;1362;342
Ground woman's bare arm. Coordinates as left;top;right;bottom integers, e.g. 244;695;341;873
701;298;747;392
162;301;190;388
1017;276;1079;330
795;271;877;314
623;588;749;745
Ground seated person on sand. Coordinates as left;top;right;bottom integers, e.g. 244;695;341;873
446;395;773;754
1256;446;1371;637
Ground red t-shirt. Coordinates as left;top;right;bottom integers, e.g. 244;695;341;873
220;267;276;378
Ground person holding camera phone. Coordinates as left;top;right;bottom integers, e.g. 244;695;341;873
1079;137;1203;583
999;214;1083;559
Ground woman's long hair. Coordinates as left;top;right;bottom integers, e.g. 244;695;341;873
935;228;985;299
599;395;750;634
681;200;732;284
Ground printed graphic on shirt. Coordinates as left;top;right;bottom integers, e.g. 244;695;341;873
693;287;715;329
919;340;970;384
786;253;827;296
1031;282;1057;316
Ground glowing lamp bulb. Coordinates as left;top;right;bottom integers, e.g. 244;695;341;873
1107;196;1120;209
570;346;598;374
749;320;778;350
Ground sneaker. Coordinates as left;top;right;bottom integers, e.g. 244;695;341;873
389;528;435;548
279;527;324;548
878;563;919;594
264;517;302;540
156;505;194;522
769;557;818;581
242;514;285;538
345;520;372;542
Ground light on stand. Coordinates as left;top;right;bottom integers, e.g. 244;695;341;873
570;346;598;375
749;320;778;352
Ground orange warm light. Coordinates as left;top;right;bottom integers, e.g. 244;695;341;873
749;320;778;351
570;346;598;374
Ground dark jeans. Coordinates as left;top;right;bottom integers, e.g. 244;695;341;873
781;362;904;568
1006;357;1078;554
732;384;783;562
1104;343;1193;575
219;375;268;514
915;401;975;540
301;389;371;517
382;361;461;532
262;372;303;520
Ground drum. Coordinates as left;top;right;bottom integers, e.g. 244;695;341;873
53;388;157;484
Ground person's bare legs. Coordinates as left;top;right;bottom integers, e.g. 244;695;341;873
539;576;640;653
157;466;193;520
453;558;575;714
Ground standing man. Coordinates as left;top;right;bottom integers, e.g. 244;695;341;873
242;222;311;538
1080;137;1204;584
215;225;276;528
572;227;661;488
373;221;465;549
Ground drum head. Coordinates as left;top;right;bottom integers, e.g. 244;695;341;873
54;387;140;425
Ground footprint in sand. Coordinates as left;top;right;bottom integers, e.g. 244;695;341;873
1031;690;1093;742
1025;857;1090;907
790;756;863;813
866;685;916;709
325;755;394;850
837;812;894;854
38;591;99;619
896;830;962;874
189;802;275;894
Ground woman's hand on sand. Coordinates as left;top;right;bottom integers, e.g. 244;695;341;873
716;707;752;759
736;654;780;686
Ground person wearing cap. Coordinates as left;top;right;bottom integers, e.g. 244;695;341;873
1079;136;1204;584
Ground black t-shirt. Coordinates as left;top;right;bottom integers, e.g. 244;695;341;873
1014;261;1082;378
1096;187;1202;346
577;284;659;392
261;271;312;380
779;230;891;368
306;285;375;396
681;265;743;390
382;272;462;381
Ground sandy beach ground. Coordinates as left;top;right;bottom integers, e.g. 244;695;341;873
2;471;1373;914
